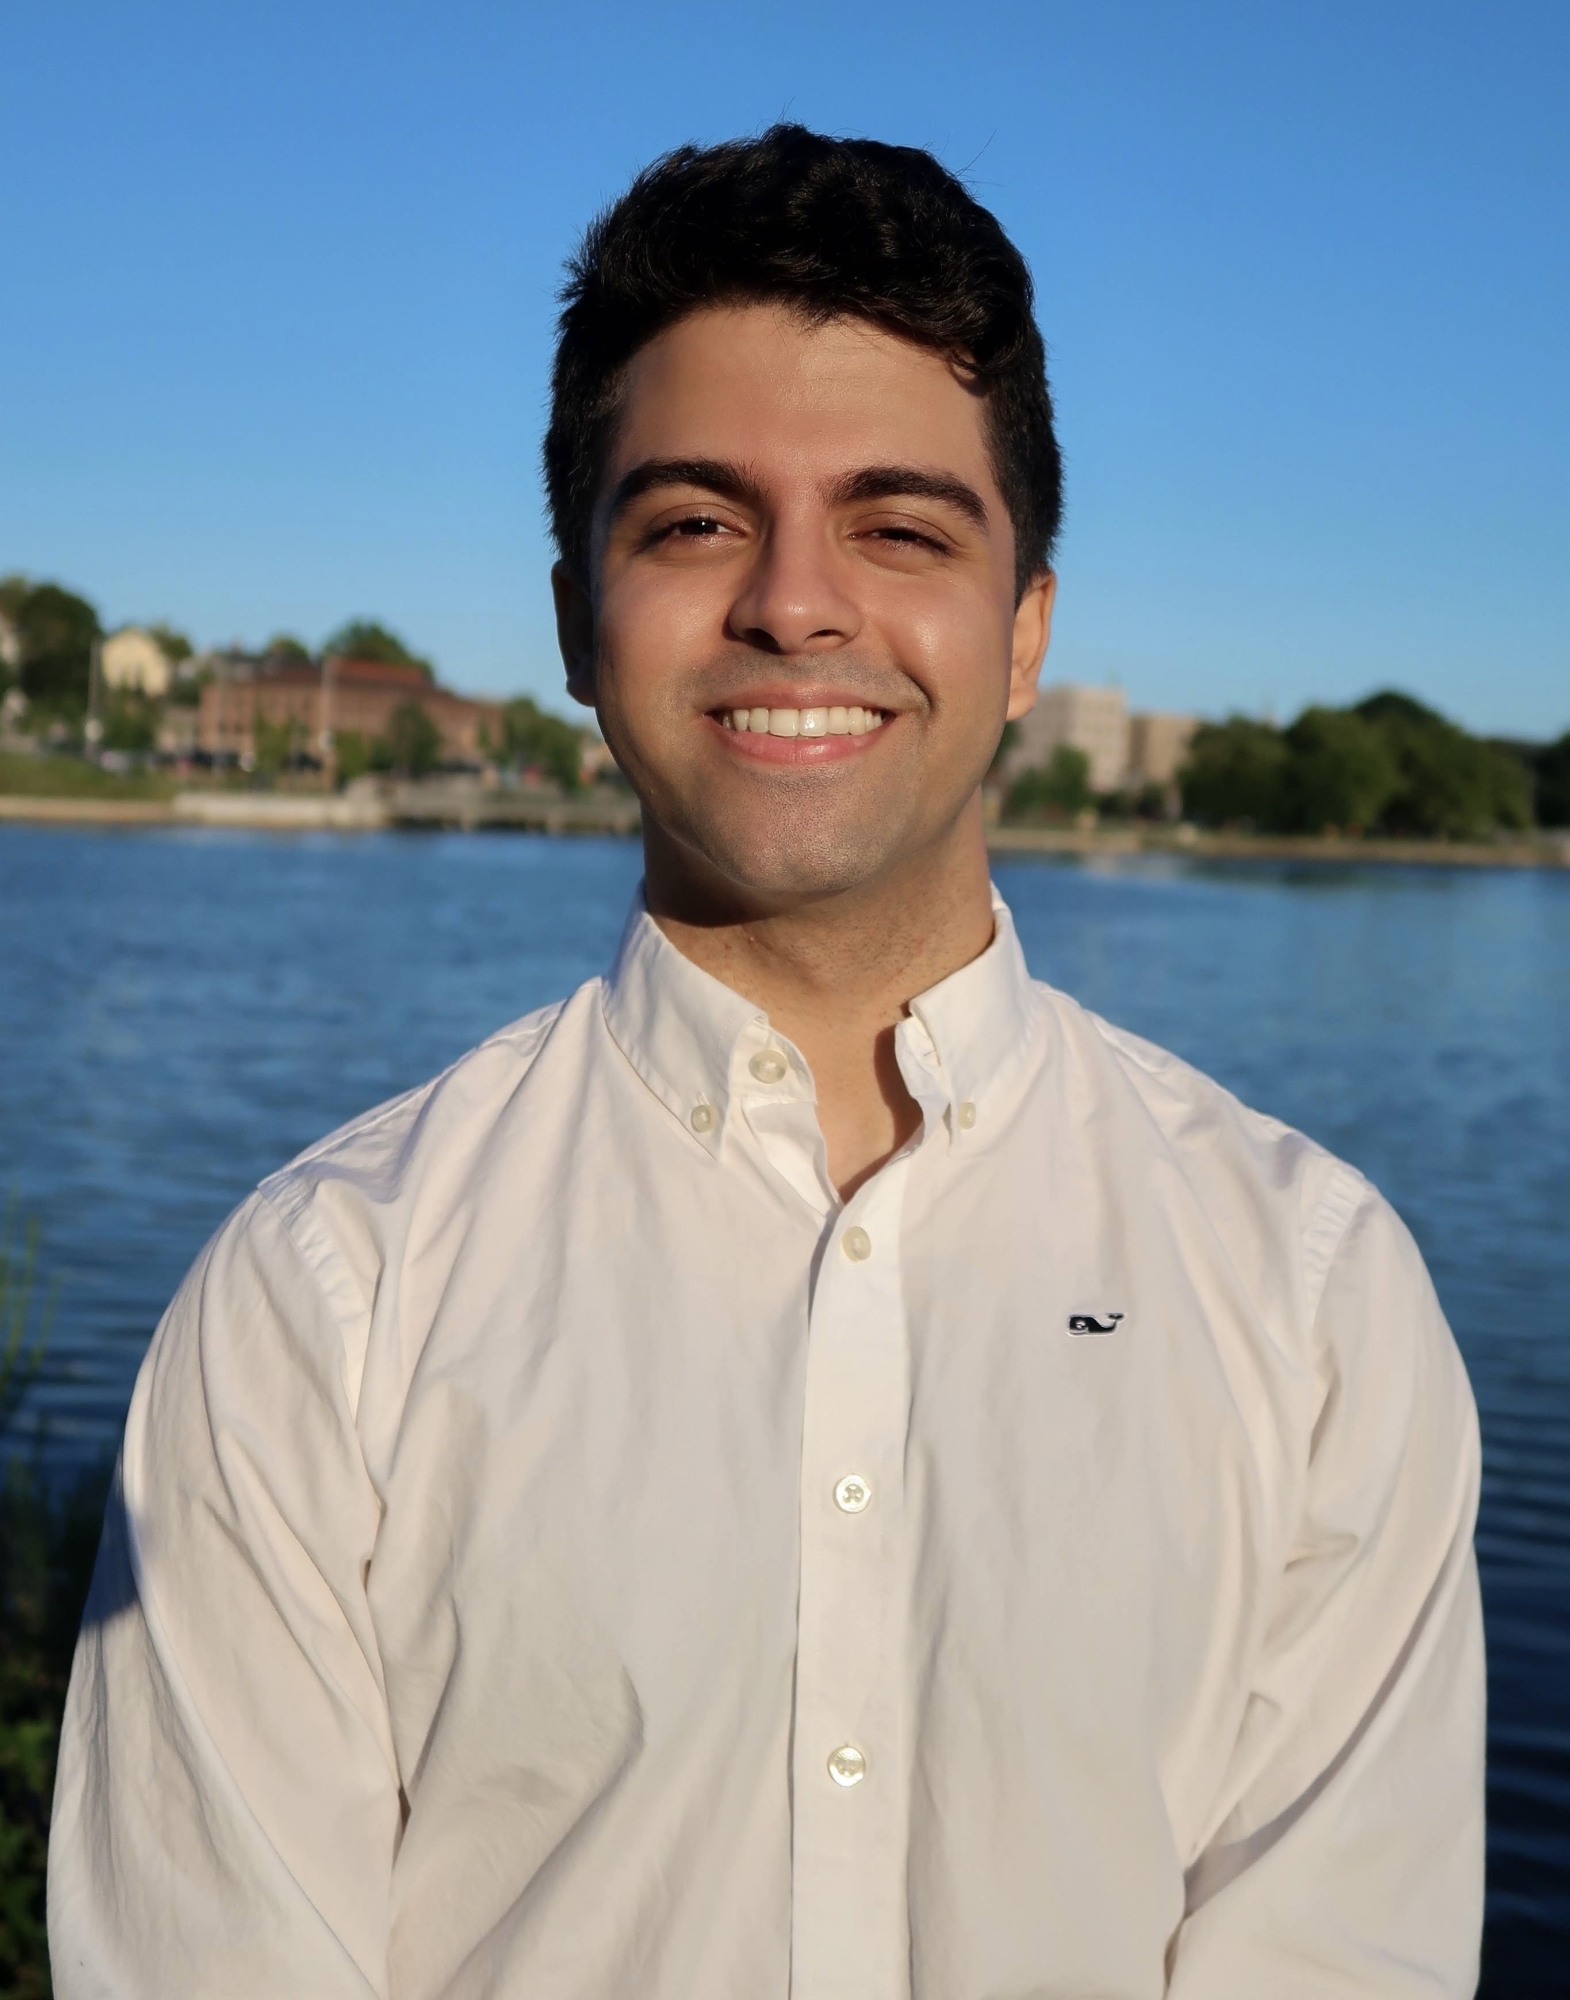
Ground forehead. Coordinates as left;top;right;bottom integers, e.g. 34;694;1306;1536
608;304;998;493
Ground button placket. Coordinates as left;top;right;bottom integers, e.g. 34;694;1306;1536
789;1162;913;1994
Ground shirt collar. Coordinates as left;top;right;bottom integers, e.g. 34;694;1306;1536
902;890;1042;1144
601;885;1041;1156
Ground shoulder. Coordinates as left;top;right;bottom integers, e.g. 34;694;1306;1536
264;991;576;1199
247;983;595;1313
1032;978;1370;1326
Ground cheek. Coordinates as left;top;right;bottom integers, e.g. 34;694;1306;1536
598;566;728;691
881;577;1015;706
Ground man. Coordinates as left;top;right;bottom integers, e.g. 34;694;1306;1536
50;127;1484;1997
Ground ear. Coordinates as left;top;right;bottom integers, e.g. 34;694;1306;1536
1006;571;1056;722
552;561;598;709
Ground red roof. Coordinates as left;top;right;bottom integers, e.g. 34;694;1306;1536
325;655;433;689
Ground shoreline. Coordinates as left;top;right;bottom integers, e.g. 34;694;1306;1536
1;789;1566;869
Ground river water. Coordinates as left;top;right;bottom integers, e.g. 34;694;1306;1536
2;825;1566;1992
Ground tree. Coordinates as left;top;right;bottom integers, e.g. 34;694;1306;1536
383;700;442;777
102;695;158;755
1180;717;1289;828
1005;744;1092;822
16;583;101;718
1279;706;1399;833
503;696;582;790
1528;732;1570;828
254;715;305;777
1354;691;1532;838
323;620;434;681
145;622;193;665
265;634;313;663
334;730;372;785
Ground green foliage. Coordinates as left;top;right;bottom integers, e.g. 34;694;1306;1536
265;634;313;664
1280;706;1399;833
0;1451;110;1999
0;575;30;624
1352;691;1533;839
1004;743;1092;822
1527;732;1570;828
15;584;101;718
254;715;306;777
101;695;158;756
323;620;434;681
144;622;192;665
384;700;442;777
503;696;582;790
334;729;372;785
0;1207;105;1998
1181;692;1539;839
0;752;175;802
1180;718;1289;828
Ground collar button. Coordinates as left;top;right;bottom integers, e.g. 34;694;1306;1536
690;1102;716;1133
748;1048;788;1085
957;1100;977;1130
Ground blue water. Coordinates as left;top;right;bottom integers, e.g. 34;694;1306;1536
3;825;1566;1993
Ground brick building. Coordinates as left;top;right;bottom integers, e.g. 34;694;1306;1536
199;655;505;767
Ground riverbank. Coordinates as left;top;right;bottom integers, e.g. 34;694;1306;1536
988;823;1570;868
3;788;1567;867
0;781;641;836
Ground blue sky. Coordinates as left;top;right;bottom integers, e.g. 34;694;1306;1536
3;1;1565;737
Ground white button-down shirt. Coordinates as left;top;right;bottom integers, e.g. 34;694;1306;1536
49;890;1485;1999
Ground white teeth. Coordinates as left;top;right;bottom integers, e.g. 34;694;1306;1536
724;704;885;737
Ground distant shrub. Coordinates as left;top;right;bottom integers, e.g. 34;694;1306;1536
1005;744;1092;822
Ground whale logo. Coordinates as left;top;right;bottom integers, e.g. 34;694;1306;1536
1067;1311;1124;1335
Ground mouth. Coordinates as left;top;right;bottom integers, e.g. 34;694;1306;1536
715;702;889;739
704;701;893;766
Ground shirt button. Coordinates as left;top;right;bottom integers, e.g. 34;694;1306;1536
957;1100;977;1130
827;1744;867;1787
748;1048;788;1085
842;1225;872;1263
690;1103;716;1133
834;1474;872;1513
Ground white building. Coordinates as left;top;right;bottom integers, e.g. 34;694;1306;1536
1007;683;1131;793
102;627;174;698
1128;711;1197;787
1004;682;1198;795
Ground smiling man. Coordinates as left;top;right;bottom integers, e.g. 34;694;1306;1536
51;128;1484;1998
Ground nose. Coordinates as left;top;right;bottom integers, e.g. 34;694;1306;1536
726;514;861;655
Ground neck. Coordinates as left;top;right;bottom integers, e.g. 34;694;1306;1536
644;798;996;1197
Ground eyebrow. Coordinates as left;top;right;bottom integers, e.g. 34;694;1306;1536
605;457;992;533
606;458;764;518
828;465;991;532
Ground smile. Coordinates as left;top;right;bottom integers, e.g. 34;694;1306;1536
716;705;889;738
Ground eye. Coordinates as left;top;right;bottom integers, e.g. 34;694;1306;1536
648;512;735;545
872;525;946;550
856;519;954;558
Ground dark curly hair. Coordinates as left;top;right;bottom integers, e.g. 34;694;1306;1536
544;124;1063;598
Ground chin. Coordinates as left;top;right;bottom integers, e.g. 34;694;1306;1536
687;806;910;905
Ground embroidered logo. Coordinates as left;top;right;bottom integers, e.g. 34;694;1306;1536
1067;1311;1124;1335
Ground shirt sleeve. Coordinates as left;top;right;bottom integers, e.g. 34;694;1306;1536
1167;1184;1486;1998
48;1191;400;1999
